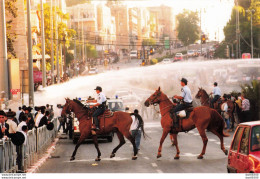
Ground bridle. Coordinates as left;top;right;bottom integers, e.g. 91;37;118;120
64;100;92;121
197;90;210;106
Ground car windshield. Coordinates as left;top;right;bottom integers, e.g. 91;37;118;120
108;102;124;110
251;126;260;152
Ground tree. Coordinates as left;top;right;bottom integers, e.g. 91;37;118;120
176;9;200;46
37;3;76;70
142;38;156;46
5;0;18;58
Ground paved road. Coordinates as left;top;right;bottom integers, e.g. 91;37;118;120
37;121;234;173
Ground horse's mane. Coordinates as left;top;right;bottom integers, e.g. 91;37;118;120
73;99;85;107
200;88;209;98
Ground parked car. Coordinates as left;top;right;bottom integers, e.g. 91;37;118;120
130;50;138;59
174;53;183;61
227;121;260;173
107;98;125;112
162;58;172;64
187;50;195;57
88;68;98;75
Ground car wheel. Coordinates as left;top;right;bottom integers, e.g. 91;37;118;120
73;138;79;144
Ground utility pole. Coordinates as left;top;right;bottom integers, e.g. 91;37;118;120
82;12;84;62
200;9;202;54
55;0;60;83
27;0;34;107
1;0;10;105
40;0;46;87
247;9;255;59
74;37;77;77
50;0;54;84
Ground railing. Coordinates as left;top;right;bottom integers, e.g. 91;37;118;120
0;118;58;173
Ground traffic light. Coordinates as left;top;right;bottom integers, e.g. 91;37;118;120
150;48;154;55
201;35;206;44
137;50;141;59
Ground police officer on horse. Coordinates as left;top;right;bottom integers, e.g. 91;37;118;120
90;86;107;130
210;82;221;108
173;78;193;128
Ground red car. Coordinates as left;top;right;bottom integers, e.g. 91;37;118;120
174;53;183;61
227;121;260;173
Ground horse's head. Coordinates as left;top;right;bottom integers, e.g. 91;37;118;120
144;87;164;107
61;98;72;117
195;87;204;99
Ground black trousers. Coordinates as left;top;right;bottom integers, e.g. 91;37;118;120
92;107;105;127
211;95;220;106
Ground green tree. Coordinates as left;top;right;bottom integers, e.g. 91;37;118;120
142;38;156;46
241;80;260;121
176;9;200;46
37;3;76;70
5;0;18;58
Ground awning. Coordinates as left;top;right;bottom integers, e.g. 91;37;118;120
32;54;51;59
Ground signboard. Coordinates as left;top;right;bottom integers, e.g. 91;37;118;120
242;53;251;59
10;89;20;95
33;71;42;83
164;37;170;49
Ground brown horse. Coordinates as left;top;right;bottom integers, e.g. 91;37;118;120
144;87;229;159
61;98;139;161
195;87;236;130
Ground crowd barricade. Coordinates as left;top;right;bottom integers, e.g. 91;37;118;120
0;117;58;173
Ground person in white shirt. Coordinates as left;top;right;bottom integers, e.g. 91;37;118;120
35;109;45;127
210;82;221;107
130;109;143;151
17;115;27;132
6;111;17;135
16;107;22;124
173;78;193;128
90;86;107;130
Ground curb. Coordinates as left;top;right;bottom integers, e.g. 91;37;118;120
26;138;59;173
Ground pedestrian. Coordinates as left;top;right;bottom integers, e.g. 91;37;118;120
38;111;50;127
6;110;17;135
18;105;26;123
17;125;28;173
57;116;66;133
17;115;27;132
46;104;54;121
35;108;45;127
241;93;251;122
16;107;22;124
0;110;9;138
130;109;143;151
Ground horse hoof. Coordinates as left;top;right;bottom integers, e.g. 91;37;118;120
174;156;180;160
197;155;203;159
157;154;162;158
95;157;101;161
110;153;115;158
132;156;138;160
70;156;75;161
224;150;228;155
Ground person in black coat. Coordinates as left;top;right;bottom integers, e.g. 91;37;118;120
38;111;50;127
0;110;9;138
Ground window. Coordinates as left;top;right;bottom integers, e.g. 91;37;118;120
251;126;260;152
239;127;250;155
232;127;243;151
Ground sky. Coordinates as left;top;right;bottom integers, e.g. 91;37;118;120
93;0;235;41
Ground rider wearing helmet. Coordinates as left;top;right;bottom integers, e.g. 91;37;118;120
173;78;193;128
90;86;107;130
210;82;221;107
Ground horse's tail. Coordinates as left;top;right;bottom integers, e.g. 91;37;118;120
130;113;150;139
212;109;230;137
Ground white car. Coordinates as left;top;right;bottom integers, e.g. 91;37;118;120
187;50;195;57
130;50;138;59
162;58;172;64
88;68;98;75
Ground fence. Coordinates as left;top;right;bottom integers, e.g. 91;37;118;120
0;118;58;173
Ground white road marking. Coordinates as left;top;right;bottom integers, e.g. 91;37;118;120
193;133;200;136
65;157;129;163
151;163;158;167
181;153;198;157
143;157;150;160
156;169;163;173
208;139;217;142
215;142;221;145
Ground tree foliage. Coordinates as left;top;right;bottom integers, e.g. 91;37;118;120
142;38;156;46
5;0;18;58
176;9;200;46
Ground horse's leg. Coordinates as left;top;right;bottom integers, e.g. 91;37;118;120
172;133;180;159
91;134;101;161
229;111;235;131
210;129;228;155
110;131;126;158
157;129;169;158
123;131;138;160
197;128;208;159
70;133;88;161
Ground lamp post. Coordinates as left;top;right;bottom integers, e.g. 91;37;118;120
246;9;255;59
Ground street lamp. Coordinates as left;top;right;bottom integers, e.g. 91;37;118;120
246;9;255;59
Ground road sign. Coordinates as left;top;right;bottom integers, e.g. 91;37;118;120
10;89;20;95
164;37;170;49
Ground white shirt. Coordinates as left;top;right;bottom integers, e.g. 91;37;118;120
21;131;27;146
181;85;193;103
213;86;221;96
16;110;22;121
97;92;107;104
6;119;17;134
130;115;140;131
17;121;27;132
35;113;44;127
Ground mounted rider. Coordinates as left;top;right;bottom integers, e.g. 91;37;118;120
210;82;221;108
90;86;107;130
173;78;193;128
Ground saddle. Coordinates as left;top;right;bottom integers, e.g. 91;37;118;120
98;109;114;119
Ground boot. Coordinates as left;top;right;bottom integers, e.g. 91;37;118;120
94;117;100;130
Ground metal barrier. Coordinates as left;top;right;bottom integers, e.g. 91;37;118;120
0;118;58;173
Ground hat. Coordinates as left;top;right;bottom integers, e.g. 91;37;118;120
10;132;25;146
6;111;16;118
214;82;218;86
47;122;54;131
181;78;188;84
0;110;6;116
94;86;102;91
